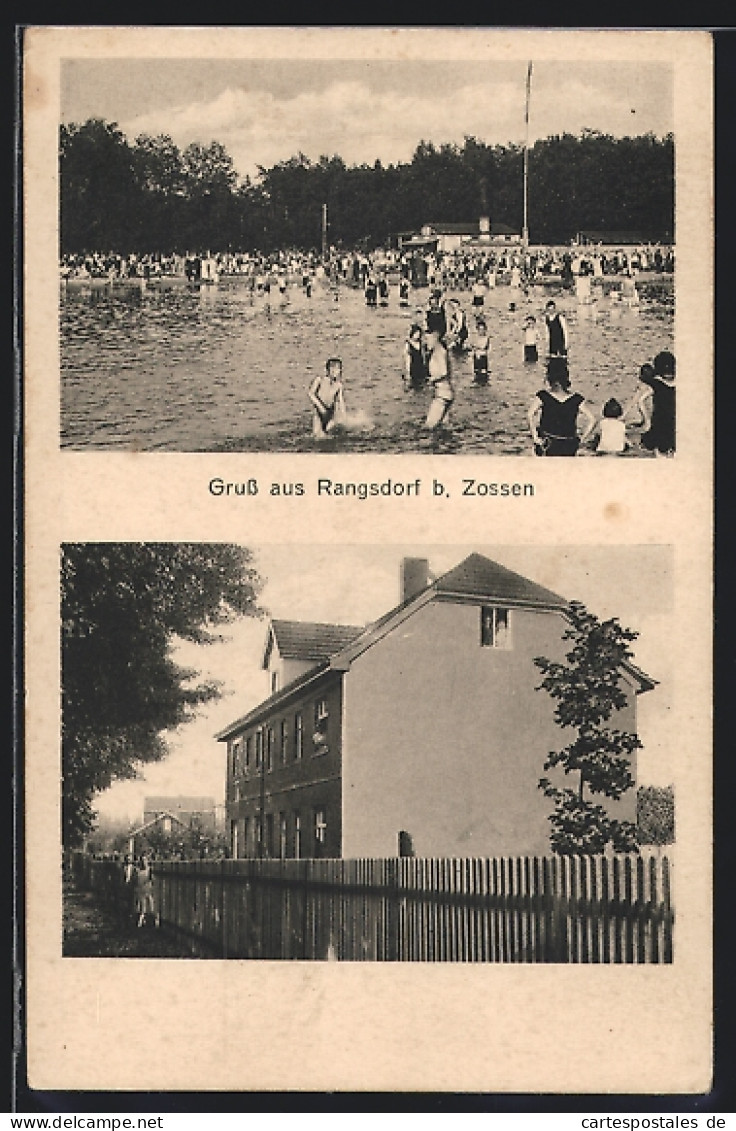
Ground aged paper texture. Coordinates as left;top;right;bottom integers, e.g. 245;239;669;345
23;26;713;1094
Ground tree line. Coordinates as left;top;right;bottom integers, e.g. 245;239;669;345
60;119;674;255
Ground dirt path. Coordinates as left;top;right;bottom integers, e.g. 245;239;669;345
62;874;196;958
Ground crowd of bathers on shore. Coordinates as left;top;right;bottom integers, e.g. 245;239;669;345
59;240;674;289
61;242;675;455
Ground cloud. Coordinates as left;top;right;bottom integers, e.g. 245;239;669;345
121;75;671;182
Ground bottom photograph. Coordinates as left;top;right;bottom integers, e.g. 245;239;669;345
62;542;675;963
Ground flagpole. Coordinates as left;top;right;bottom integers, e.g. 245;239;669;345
522;61;533;249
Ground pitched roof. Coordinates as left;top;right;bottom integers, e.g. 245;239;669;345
434;552;568;610
269;619;364;662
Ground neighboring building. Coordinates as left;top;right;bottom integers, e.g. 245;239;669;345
126;809;189;857
398;220;520;254
143;795;217;833
575;230;673;246
217;554;654;861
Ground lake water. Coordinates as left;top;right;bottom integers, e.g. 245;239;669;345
60;276;674;455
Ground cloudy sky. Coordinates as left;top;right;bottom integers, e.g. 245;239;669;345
94;543;674;823
61;58;674;182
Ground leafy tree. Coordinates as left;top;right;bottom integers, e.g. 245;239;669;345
61;543;263;849
637;784;675;846
132;133;185;197
60;119;141;252
534;601;643;854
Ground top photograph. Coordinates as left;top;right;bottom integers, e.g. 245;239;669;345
58;52;676;455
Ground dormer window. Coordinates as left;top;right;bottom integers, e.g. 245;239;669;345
481;606;512;649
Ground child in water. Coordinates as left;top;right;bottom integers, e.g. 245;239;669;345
523;314;539;363
472;318;490;384
591;398;629;455
308;357;347;439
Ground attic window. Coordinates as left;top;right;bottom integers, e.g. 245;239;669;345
271;671;279;694
481;607;512;649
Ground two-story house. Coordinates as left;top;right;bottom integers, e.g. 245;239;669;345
217;553;654;860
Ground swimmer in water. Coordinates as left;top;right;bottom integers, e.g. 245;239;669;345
424;330;454;429
404;323;427;389
472;318;490;384
308;357;347;440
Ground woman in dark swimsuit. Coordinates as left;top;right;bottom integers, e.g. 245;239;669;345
528;357;595;456
638;350;675;456
403;325;427;389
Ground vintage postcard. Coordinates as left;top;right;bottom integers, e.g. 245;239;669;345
21;26;713;1097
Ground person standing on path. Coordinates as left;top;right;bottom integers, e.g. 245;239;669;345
134;856;159;929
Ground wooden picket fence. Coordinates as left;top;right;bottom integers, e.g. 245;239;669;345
141;854;672;963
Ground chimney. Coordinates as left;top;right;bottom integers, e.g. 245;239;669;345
400;557;430;604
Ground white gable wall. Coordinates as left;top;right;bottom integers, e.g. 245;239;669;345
341;599;638;858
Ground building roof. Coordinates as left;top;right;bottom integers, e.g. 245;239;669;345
267;619;364;663
434;552;567;609
216;553;653;740
424;221;478;235
129;810;188;838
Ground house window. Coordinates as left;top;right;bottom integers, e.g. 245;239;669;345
314;809;327;856
231;820;239;859
481;606;512;649
280;720;288;763
294;813;302;860
279;812;288;859
294;712;303;760
233;738;243;774
266;726;274;772
271;671;279;695
265;813;274;858
255;729;264;770
242;818;249;858
254;816;262;856
313;698;329;752
244;735;252;773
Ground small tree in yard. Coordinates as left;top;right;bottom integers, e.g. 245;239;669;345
637;785;675;847
534;601;643;854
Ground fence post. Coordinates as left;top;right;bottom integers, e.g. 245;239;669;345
385;858;401;961
220;858;227;958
